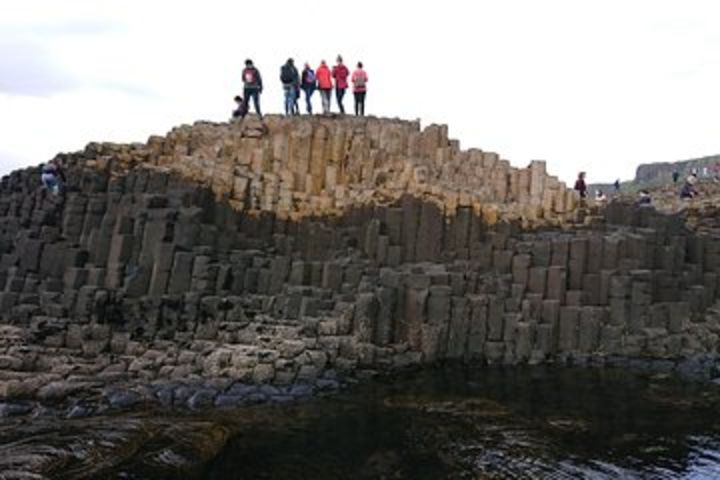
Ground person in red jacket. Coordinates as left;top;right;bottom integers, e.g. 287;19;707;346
351;61;368;116
332;55;350;114
316;60;333;114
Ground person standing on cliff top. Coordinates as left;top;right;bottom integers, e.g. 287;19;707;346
351;61;368;116
280;58;300;116
242;59;263;118
300;63;317;114
316;60;333;114
332;55;350;114
574;172;587;199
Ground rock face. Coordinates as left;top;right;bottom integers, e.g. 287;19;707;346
0;115;719;408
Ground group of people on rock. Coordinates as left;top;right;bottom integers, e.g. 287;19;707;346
232;56;369;120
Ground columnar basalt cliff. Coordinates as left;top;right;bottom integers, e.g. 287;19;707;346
1;115;719;412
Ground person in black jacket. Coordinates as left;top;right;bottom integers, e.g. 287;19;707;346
241;59;263;117
280;58;300;116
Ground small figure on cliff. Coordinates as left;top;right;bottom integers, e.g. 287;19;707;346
672;170;680;183
301;63;317;114
332;55;350;114
41;159;64;194
638;189;652;205
316;60;333;114
231;95;248;120
280;58;300;116
352;61;368;117
574;172;587;199
595;189;607;205
242;59;263;118
613;179;620;193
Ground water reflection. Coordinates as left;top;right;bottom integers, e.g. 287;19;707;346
204;367;720;479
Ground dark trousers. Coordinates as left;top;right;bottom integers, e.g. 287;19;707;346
335;88;346;114
303;86;315;114
354;91;366;116
243;88;262;116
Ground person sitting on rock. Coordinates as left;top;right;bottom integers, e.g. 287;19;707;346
231;95;248;120
241;59;263;118
680;181;697;199
595;189;607;205
638;189;652;205
41;159;63;194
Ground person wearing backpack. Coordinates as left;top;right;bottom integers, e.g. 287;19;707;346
351;62;368;116
242;59;263;117
301;63;317;114
316;60;333;114
332;55;350;114
280;58;300;116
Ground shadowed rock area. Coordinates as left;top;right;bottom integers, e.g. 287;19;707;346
1;115;720;421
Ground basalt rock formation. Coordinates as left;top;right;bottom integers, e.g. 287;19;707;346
1;115;719;413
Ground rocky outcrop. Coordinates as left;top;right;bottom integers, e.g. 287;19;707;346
1;115;719;413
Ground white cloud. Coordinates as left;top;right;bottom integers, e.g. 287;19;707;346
1;0;720;185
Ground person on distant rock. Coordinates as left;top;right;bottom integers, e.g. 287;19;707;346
332;55;350;114
242;59;263;118
613;179;620;193
680;181;697;199
351;61;368;116
41;159;63;194
231;95;248;120
574;172;587;199
280;58;300;116
595;189;607;205
672;170;680;183
316;60;333;114
638;189;652;205
687;171;698;186
301;62;317;114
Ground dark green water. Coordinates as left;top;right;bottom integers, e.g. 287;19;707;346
201;367;720;479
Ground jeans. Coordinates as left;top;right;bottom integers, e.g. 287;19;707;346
283;85;296;115
320;88;332;114
335;88;346;114
302;86;315;114
243;88;262;116
354;91;366;116
41;173;60;194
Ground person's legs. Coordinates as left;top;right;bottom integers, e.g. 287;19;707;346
358;91;366;116
321;89;331;114
336;88;346;114
284;86;293;115
305;87;314;114
250;90;262;117
354;92;360;116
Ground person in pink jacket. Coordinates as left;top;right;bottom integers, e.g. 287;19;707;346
316;60;333;114
351;62;368;116
332;55;350;114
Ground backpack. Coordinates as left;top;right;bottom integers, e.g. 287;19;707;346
354;72;367;88
243;68;256;85
304;69;316;85
281;65;295;84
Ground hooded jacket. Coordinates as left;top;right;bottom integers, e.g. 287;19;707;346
316;63;333;90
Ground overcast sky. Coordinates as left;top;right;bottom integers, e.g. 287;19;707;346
1;0;719;184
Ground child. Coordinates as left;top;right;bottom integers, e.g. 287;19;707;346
232;95;248;120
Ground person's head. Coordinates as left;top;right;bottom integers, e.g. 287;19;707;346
578;171;586;179
286;58;294;65
321;60;327;66
234;95;243;103
357;61;363;69
304;62;310;69
245;59;253;67
336;55;343;64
